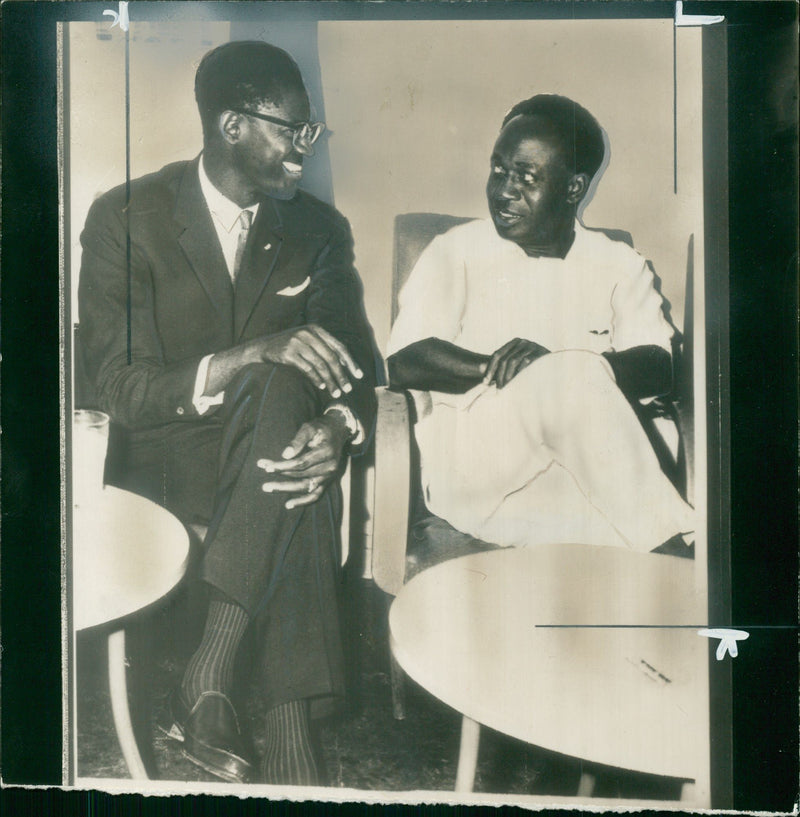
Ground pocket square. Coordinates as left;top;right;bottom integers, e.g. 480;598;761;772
277;277;310;297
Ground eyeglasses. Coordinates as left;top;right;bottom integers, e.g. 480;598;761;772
233;109;326;149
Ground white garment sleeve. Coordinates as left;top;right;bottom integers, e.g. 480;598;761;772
609;259;674;353
385;233;467;357
192;354;225;415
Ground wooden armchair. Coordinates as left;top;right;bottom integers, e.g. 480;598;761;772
369;213;695;718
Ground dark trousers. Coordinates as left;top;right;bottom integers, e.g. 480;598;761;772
112;363;345;713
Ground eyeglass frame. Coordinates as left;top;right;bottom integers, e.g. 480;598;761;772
231;108;326;148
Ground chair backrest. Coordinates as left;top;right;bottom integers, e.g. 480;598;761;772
392;213;476;324
372;214;473;596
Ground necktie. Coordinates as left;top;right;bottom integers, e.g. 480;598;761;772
232;210;253;282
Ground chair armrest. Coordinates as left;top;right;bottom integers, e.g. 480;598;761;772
370;386;412;596
340;458;352;567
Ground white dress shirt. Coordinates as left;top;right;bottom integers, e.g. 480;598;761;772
192;156;259;414
198;154;259;280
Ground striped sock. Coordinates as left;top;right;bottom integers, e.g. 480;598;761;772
181;593;249;706
261;699;320;786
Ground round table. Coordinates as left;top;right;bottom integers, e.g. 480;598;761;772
73;485;190;778
389;544;707;798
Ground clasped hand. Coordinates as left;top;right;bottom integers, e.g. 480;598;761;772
257;414;351;509
481;338;549;388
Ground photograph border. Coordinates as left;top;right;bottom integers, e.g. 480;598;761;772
1;2;797;813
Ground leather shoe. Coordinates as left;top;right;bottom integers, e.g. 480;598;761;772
175;691;254;783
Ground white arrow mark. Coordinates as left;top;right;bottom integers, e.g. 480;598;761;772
698;628;749;660
103;1;129;33
675;1;725;27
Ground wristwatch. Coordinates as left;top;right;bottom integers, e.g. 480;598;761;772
324;403;364;445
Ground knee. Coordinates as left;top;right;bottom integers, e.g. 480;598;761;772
509;350;614;400
264;362;320;400
525;351;618;431
228;363;319;408
537;350;614;386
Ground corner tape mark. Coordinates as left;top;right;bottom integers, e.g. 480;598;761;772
698;628;749;660
103;1;129;32
675;1;725;27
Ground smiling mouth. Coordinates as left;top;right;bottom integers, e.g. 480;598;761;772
493;208;523;225
282;161;303;176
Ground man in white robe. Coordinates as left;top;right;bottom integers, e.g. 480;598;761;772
386;94;694;554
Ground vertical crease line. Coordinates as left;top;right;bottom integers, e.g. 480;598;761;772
125;28;132;364
673;17;678;195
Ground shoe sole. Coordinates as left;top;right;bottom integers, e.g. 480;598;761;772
181;745;251;784
161;690;251;783
159;720;251;783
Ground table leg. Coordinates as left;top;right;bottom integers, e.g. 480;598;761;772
454;715;480;792
389;651;406;720
107;628;148;779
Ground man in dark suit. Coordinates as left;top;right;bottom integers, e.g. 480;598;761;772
78;41;377;785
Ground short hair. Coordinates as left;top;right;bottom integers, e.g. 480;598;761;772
195;41;307;138
501;95;605;179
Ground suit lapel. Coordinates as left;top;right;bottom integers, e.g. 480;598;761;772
173;158;233;319
233;197;285;340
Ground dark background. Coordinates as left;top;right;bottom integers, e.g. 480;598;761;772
2;1;797;813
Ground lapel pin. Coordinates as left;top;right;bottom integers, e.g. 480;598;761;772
263;243;272;251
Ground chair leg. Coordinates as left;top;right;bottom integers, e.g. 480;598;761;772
454;715;480;792
577;771;596;797
107;628;148;779
389;650;406;720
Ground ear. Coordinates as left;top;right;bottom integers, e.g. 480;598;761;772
566;172;590;205
219;110;244;145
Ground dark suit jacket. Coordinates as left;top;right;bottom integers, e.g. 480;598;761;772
78;157;377;514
